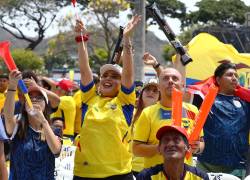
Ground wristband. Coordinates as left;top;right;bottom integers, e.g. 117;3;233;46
153;62;161;69
75;34;89;43
7;89;16;92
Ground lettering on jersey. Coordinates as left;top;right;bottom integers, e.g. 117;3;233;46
233;100;242;108
110;104;117;110
160;109;171;120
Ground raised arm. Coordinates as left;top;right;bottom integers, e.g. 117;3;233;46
24;78;60;108
143;52;163;77
75;19;93;86
28;105;61;155
173;53;186;85
121;15;141;89
3;70;22;135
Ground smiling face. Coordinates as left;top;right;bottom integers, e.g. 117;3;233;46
158;130;188;161
99;70;121;97
159;68;183;98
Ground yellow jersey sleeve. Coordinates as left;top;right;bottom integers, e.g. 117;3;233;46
133;110;151;143
117;85;136;106
51;96;76;136
80;81;96;103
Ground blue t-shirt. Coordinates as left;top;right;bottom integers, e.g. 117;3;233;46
9;126;61;180
198;94;250;168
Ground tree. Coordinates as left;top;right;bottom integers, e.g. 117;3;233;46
44;33;76;74
184;0;250;27
86;0;130;60
146;0;186;24
0;0;89;50
11;49;43;72
0;0;60;50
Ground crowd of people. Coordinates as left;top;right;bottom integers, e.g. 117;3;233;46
0;14;249;180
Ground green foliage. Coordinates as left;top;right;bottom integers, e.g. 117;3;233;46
147;0;186;19
146;0;186;27
11;49;44;72
162;44;175;62
89;48;108;72
44;33;76;73
184;0;250;27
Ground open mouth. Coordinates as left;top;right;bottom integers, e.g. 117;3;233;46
103;82;113;88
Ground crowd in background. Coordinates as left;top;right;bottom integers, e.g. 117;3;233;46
0;14;249;180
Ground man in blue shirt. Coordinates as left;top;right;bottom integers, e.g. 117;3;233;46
196;62;250;179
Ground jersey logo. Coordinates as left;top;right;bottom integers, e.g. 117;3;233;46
233;100;241;108
110;104;117;110
160;108;171;119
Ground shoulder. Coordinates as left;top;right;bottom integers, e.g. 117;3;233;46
137;164;163;180
185;164;209;179
183;102;199;114
144;102;161;112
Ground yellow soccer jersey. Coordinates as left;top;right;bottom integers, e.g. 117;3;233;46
51;96;76;136
134;102;201;169
0;91;18;112
74;81;136;178
0;92;5;112
131;110;144;173
137;163;209;180
73;90;82;135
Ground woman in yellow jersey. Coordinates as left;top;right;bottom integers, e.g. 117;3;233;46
73;15;141;180
132;78;160;176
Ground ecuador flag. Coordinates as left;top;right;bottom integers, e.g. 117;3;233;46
185;33;250;88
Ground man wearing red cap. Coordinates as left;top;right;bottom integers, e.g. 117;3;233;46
137;125;209;180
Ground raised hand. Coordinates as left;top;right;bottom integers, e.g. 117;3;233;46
9;70;22;87
123;15;141;38
26;103;46;124
75;19;87;36
23;77;39;89
143;52;158;66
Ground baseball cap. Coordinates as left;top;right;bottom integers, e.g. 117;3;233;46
56;79;74;92
143;78;159;89
0;74;9;79
156;125;188;141
28;86;48;104
100;64;122;76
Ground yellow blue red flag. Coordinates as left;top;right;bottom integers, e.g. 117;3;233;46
185;33;250;88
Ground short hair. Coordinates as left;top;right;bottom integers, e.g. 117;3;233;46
214;62;236;78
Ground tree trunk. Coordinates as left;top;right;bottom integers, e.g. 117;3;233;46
133;0;145;81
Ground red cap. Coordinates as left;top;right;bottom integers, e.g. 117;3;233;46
56;79;74;92
156;125;188;141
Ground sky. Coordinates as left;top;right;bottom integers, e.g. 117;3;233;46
147;0;250;40
45;0;250;40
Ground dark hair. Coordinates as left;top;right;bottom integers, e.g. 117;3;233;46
41;79;51;90
93;74;100;85
17;98;51;140
22;70;39;83
214;62;236;78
